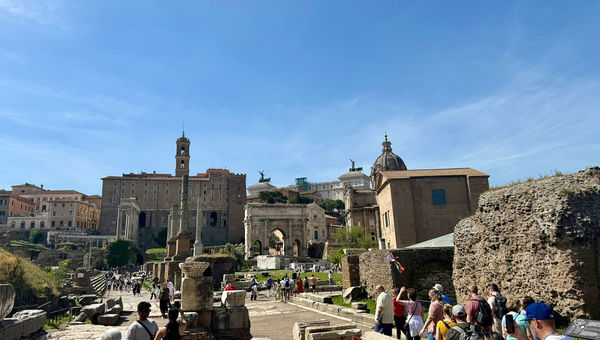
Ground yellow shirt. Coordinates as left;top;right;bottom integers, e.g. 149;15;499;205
436;319;457;340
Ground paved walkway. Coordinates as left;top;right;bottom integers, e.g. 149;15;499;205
37;290;375;340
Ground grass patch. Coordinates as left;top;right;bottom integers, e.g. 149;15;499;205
239;270;342;284
0;248;61;304
145;248;166;261
331;295;376;314
489;170;567;191
44;315;71;330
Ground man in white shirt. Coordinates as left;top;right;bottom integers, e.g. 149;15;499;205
125;302;159;340
167;280;174;303
374;285;394;336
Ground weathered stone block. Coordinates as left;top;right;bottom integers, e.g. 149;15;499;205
211;306;250;330
351;302;367;310
223;273;236;282
0;318;24;340
97;313;120;326
307;328;362;340
12;309;47;338
342;286;366;304
70;306;81;316
77;294;97;306
351;310;376;326
0;284;15;322
82;303;105;321
182;276;214;311
184;312;199;328
73;267;91;287
342;255;360;289
221;289;246;307
305;324;360;340
74;312;87;322
292;319;331;340
107;305;123;315
300;293;333;304
362;331;396;339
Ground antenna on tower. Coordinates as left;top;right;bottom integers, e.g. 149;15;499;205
182;122;185;137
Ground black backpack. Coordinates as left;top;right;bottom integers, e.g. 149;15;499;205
452;324;481;340
494;294;509;319
471;299;493;327
285;279;290;288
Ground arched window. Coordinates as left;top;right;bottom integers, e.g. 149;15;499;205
432;189;446;205
180;160;185;168
180;146;185;155
30;221;35;229
20;222;25;229
40;221;45;229
209;212;217;227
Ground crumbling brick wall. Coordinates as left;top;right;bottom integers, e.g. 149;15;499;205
359;247;455;302
453;167;600;320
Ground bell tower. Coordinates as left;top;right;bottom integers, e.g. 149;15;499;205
175;131;190;177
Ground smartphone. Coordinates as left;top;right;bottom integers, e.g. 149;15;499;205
505;314;514;334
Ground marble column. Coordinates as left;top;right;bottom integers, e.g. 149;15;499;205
116;207;122;239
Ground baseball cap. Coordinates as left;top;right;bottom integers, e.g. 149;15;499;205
433;284;443;291
526;303;554;320
452;305;466;317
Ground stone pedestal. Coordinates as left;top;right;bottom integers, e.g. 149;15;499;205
166;238;176;257
175;232;192;259
73;268;94;294
179;262;213;329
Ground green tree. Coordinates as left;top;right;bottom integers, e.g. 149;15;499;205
290;194;314;204
258;191;288;204
107;240;135;268
219;243;251;271
154;227;168;247
334;225;376;249
319;199;345;212
29;229;45;244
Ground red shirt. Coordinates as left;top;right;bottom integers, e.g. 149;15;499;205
467;295;492;332
393;297;405;317
225;285;235;291
296;279;304;293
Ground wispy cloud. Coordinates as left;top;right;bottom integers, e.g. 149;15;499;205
0;0;63;25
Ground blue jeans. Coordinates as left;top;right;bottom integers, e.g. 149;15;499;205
375;322;394;336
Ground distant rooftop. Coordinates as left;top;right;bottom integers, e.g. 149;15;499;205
404;233;454;249
381;168;489;180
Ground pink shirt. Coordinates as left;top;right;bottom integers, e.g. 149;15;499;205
399;300;424;317
427;301;444;334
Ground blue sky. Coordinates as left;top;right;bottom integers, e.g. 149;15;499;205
0;1;598;195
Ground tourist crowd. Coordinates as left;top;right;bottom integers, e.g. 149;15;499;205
373;283;573;340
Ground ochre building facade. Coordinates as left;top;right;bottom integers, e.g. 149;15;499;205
99;133;247;248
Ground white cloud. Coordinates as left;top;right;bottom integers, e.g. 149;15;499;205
0;0;62;25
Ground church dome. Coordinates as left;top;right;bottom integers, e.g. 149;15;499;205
370;135;407;184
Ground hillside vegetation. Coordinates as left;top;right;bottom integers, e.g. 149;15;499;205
0;248;59;304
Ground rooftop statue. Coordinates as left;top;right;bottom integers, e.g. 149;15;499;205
349;159;363;172
258;170;271;183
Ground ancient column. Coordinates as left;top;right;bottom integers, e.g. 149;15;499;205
175;175;191;258
116;206;122;239
193;190;203;256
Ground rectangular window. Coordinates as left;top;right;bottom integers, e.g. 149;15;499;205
154;182;158;187
166;190;168;195
131;183;135;187
51;221;55;227
432;189;446;205
131;189;135;194
61;203;65;208
357;221;361;226
144;182;148;186
165;197;169;203
153;190;157;195
314;230;318;240
153;197;157;203
370;219;375;229
68;221;72;227
143;197;147;204
69;211;73;216
144;189;148;195
166;182;169;187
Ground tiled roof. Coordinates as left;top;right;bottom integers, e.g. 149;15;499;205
380;168;488;180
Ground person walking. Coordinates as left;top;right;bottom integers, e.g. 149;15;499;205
488;284;507;334
392;288;406;340
310;275;317;293
154;307;187;340
250;279;258;301
446;305;482;340
328;271;333;285
466;285;493;332
374;285;395;336
159;283;171;318
296;276;304;294
266;276;274;297
125;302;159;340
167;280;174;303
433;284;451;305
150;283;159;301
421;289;445;340
435;304;456;340
398;287;425;340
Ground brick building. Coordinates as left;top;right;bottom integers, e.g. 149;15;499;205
99;133;247;248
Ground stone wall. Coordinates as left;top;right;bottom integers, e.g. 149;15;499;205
453;167;600;320
341;255;360;289
358;247;455;302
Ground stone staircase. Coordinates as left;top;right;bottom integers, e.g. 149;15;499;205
91;275;107;297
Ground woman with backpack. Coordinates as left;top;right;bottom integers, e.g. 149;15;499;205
398;287;425;340
421;289;445;340
436;304;457;340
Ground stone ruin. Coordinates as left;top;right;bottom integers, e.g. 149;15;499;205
0;284;47;340
453;167;600;320
178;260;252;340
